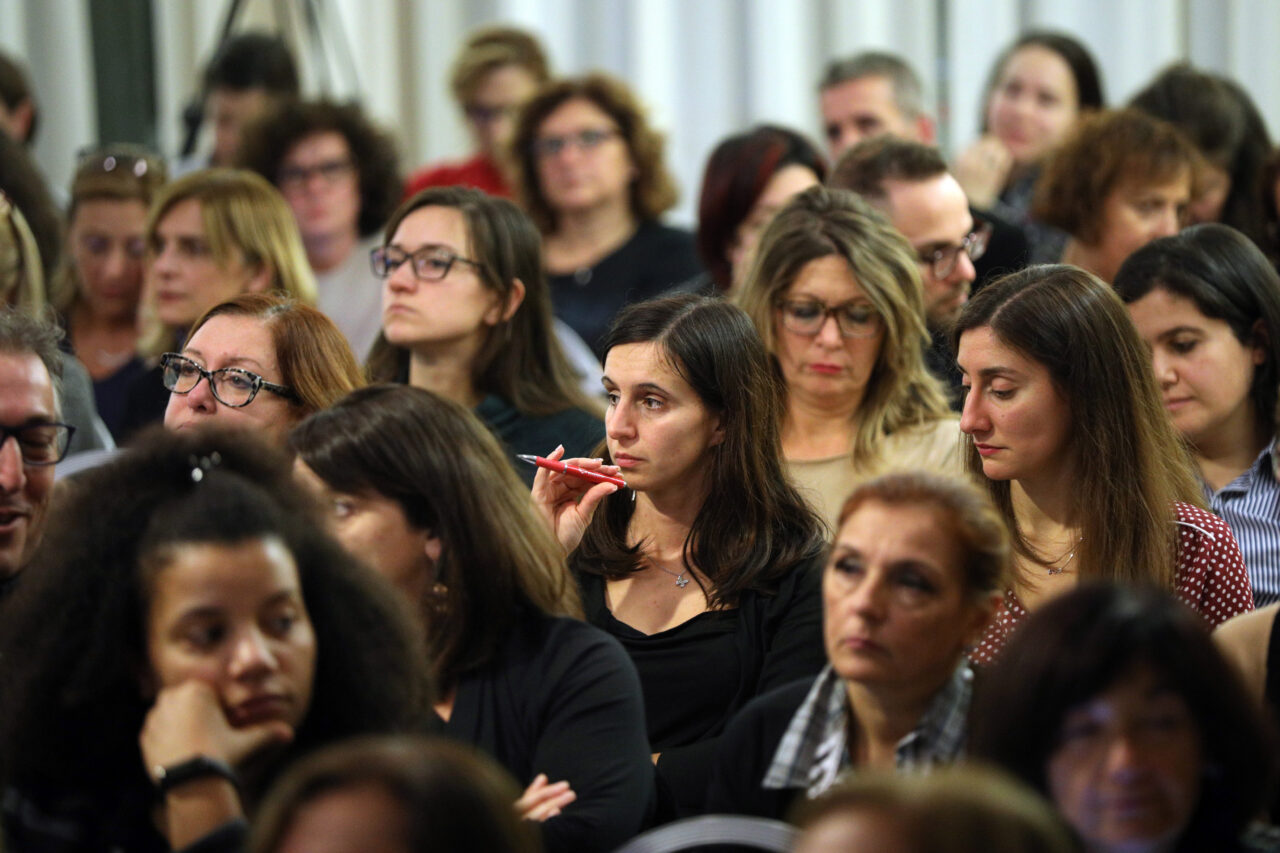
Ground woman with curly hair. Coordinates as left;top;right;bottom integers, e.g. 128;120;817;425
0;427;430;852
238;99;402;357
511;73;701;358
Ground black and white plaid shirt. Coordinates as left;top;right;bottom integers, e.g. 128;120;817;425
761;661;974;799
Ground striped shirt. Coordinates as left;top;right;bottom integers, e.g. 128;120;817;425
762;662;973;799
1208;441;1280;607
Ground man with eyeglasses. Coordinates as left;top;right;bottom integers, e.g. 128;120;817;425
0;310;72;600
829;137;1022;404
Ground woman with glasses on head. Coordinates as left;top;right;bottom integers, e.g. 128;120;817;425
735;185;960;531
367;186;603;485
163;293;363;445
511;73;702;358
121;168;318;439
52;147;166;441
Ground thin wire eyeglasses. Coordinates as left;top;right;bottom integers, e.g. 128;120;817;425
160;353;298;408
370;245;485;282
776;298;882;338
917;221;993;279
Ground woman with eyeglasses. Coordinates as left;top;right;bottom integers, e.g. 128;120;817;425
163;292;363;445
367;186;603;486
735;185;960;531
510;73;702;358
52;147;166;441
120;168;318;439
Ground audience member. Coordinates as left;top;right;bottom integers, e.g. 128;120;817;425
512;73;701;357
122;168;317;438
736;186;959;530
180;32;300;173
238;100;402;357
1036;108;1198;283
830;137;1000;401
534;293;829;816
955;31;1104;261
706;472;1007;819
292;384;653;852
0;309;69;602
692;124;825;294
404;26;551;200
163;293;363;445
0;427;431;852
790;764;1075;853
817;51;936;157
251;736;542;853
973;584;1274;853
0;127;62;285
1214;603;1280;826
955;265;1254;664
1118;225;1280;606
0;52;36;145
366;186;603;485
1131;63;1273;251
53;146;166;440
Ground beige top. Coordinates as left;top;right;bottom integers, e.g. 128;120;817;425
1213;602;1277;704
786;417;964;534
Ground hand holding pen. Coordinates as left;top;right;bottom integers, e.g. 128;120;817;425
528;445;623;554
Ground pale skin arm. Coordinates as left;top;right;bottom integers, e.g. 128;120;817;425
530;445;622;554
139;680;294;849
517;773;577;822
953;134;1016;210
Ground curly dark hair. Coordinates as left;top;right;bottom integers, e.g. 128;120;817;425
0;426;431;810
236;99;402;238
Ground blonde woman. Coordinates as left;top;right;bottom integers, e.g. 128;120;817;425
736;185;960;530
122;168;316;437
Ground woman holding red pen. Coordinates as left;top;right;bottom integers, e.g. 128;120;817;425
533;292;828;818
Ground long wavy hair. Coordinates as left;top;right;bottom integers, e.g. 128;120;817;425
736;185;951;465
0;427;430;811
952;265;1204;587
290;384;581;691
366;186;599;418
573;293;827;606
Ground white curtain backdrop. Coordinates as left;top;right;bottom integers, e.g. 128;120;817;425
3;0;1278;225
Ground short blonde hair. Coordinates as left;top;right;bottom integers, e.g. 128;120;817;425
450;26;550;104
139;168;316;356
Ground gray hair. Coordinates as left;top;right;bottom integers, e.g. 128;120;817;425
0;307;63;414
818;51;926;121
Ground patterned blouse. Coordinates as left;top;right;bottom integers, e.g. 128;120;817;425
970;502;1256;665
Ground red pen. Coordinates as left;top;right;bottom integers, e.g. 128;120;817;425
518;454;627;488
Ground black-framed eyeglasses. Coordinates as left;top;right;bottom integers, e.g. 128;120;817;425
0;422;76;466
160;353;297;408
531;128;620;159
916;221;993;279
277;159;356;190
370;245;485;282
776;298;881;339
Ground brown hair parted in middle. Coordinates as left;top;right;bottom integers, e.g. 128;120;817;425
951;264;1204;588
511;72;679;234
188;292;364;420
1032;107;1201;245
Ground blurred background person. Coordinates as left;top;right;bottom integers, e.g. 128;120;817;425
238;99;401;358
1035;108;1198;283
955;266;1253;664
973;584;1275;853
0;51;37;147
252;736;542;853
512;72;701;358
162;294;363;446
955;31;1105;262
53;146;166;441
736;186;959;531
1130;63;1273;252
707;472;1007;819
1117;224;1280;606
691;124;826;295
175;31;300;175
122;168;317;437
404;26;550;200
367;187;603;485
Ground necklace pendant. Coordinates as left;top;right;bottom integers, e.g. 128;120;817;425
675;574;690;588
1047;566;1063;576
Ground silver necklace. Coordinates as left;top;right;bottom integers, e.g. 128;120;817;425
652;563;691;588
1047;539;1082;575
